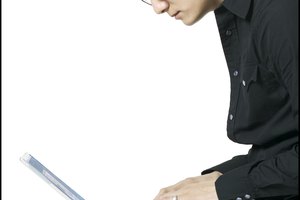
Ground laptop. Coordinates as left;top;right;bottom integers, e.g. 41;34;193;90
20;153;85;200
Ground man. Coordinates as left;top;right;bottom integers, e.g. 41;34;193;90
144;0;299;200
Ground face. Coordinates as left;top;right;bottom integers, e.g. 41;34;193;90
151;0;224;25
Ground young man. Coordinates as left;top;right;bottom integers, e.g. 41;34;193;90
145;0;299;200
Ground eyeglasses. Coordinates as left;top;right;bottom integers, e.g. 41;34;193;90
141;0;152;6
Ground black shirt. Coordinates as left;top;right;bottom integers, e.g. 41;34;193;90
201;0;298;199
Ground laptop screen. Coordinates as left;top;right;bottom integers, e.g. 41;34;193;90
20;153;85;200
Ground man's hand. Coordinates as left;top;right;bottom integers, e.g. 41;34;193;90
154;171;222;200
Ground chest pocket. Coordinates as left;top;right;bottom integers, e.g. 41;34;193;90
235;64;288;128
241;65;257;92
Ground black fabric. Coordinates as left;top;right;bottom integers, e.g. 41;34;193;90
201;0;298;199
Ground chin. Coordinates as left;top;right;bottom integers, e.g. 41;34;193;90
181;15;203;26
182;18;199;26
182;20;194;26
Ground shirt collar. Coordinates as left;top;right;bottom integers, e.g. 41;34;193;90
222;0;252;19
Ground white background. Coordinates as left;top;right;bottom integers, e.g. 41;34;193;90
2;0;250;199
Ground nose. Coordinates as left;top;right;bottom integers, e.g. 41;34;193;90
152;0;169;14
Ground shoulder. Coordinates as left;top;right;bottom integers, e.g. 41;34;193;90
250;0;298;47
251;0;298;29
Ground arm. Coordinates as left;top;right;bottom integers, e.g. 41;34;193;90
201;155;249;175
214;145;298;200
206;1;299;199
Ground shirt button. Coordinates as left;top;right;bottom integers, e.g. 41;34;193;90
236;198;242;200
245;194;251;199
226;29;232;36
233;70;239;77
242;80;246;86
229;114;234;120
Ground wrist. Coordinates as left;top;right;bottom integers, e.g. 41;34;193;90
210;171;223;176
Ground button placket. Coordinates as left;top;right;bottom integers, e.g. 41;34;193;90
229;69;239;123
226;29;232;36
233;70;239;77
227;66;242;141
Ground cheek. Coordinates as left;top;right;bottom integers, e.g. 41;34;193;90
182;8;204;25
186;5;211;24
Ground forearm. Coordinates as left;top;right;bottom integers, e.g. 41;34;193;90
214;144;298;200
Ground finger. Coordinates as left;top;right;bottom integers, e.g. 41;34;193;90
154;177;196;200
157;190;187;200
154;183;187;200
154;186;179;200
154;187;171;199
154;193;180;200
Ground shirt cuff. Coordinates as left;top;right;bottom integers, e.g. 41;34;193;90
215;163;257;200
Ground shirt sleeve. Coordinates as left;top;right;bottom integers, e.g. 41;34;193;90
213;144;298;200
201;155;248;175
